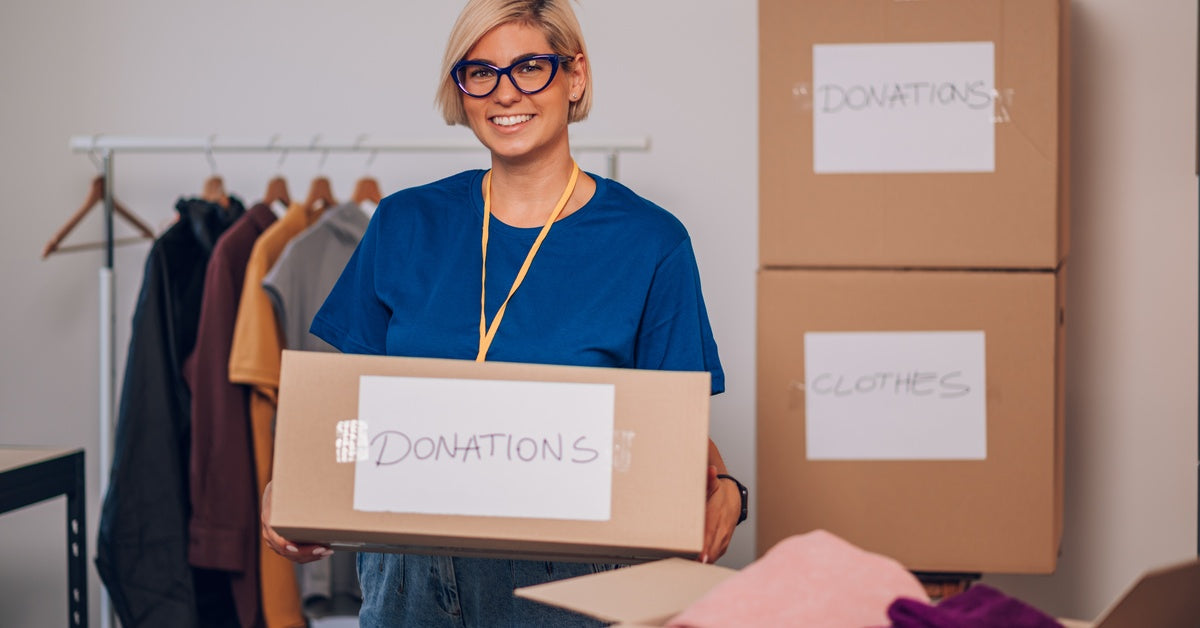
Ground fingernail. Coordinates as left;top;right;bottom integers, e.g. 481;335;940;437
701;553;708;564
315;548;332;556
286;544;298;553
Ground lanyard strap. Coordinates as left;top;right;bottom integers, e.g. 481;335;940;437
477;162;581;361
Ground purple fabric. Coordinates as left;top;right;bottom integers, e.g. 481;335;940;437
888;584;1062;628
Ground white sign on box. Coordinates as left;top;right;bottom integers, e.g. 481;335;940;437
354;375;615;520
804;331;987;460
813;42;996;173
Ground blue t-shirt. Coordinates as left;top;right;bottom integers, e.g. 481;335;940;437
310;169;724;394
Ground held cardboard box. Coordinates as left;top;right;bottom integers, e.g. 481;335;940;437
759;0;1070;269
269;350;711;563
756;267;1066;573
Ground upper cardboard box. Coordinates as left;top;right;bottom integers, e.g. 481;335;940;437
269;350;711;563
759;0;1070;269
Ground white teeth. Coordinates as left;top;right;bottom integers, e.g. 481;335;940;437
492;114;533;126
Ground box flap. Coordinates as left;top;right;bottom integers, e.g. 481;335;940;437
1091;558;1200;628
515;558;736;625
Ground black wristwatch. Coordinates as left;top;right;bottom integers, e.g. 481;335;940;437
716;473;748;525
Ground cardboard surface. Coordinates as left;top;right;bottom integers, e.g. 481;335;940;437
1084;558;1200;628
519;555;1200;628
756;268;1066;573
270;350;711;563
759;0;1070;269
515;558;736;626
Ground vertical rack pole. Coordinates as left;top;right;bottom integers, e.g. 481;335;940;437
606;151;618;181
98;149;115;628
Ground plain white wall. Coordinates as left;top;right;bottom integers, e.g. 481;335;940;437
984;0;1199;617
0;0;1193;626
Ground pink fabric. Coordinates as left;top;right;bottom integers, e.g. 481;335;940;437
667;530;929;628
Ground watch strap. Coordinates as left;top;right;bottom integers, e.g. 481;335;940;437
716;473;748;525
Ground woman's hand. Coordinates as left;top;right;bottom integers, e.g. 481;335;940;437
700;464;740;564
261;481;333;564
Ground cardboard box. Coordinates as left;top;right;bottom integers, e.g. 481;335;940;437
756;267;1066;573
759;0;1070;269
1058;557;1200;627
516;558;736;626
519;556;1200;628
269;350;712;563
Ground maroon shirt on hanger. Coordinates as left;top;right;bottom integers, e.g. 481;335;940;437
183;202;278;628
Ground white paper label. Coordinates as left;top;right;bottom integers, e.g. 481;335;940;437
813;42;995;173
804;331;987;460
354;375;615;520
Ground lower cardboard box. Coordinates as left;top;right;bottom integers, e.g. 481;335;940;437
269;350;711;563
756;267;1067;573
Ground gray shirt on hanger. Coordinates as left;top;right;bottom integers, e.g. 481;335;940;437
262;199;372;615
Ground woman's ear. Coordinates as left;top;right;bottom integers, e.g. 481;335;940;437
569;53;587;100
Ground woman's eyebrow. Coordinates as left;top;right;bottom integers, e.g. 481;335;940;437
463;51;545;66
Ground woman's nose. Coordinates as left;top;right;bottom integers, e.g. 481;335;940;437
492;73;524;104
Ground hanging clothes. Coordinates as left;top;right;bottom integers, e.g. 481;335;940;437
263;201;369;353
96;196;245;628
228;201;324;628
184;203;279;628
262;201;370;616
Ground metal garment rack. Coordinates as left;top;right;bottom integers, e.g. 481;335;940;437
67;133;650;628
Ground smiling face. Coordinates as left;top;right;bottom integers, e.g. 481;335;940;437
461;21;586;167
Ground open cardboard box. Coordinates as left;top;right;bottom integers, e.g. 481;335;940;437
516;558;736;627
518;555;1200;627
1058;557;1200;628
269;350;713;563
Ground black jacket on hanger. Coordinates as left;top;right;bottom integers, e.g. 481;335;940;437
96;196;244;627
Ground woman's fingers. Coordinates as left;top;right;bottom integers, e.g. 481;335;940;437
260;481;332;563
700;471;738;563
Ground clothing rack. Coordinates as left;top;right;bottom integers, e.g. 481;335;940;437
68;133;650;628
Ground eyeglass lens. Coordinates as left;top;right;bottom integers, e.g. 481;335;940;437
455;57;559;97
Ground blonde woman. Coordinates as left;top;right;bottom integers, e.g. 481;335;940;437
263;1;744;625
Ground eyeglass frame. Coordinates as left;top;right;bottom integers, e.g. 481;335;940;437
450;54;575;98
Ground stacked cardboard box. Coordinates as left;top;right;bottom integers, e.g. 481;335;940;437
756;0;1069;573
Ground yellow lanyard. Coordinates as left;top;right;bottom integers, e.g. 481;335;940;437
477;162;581;361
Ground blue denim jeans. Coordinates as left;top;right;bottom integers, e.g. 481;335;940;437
356;553;619;627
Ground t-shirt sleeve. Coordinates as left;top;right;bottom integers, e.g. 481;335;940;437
636;235;725;395
260;244;294;350
309;215;389;355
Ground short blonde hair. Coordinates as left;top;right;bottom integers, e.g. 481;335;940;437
436;0;593;126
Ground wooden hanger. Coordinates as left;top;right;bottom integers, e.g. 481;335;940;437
304;176;337;213
43;176;156;258
351;145;382;207
202;174;230;208
351;176;382;205
200;137;230;208
261;175;290;206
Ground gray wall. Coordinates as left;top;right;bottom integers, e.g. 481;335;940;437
0;1;1193;625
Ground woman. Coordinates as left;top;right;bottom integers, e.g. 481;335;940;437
262;0;744;625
